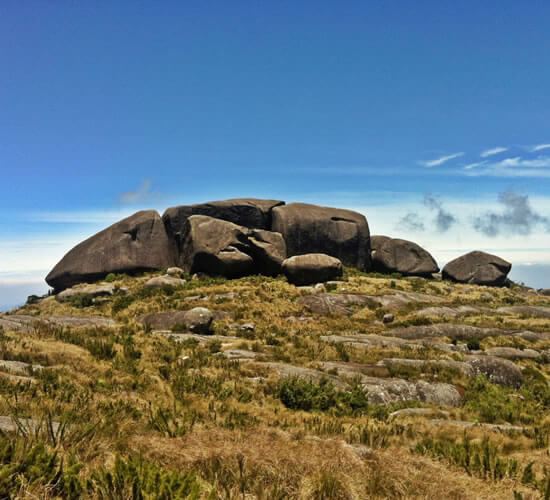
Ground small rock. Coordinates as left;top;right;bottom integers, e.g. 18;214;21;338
382;313;394;324
182;307;213;334
230;323;255;332
166;267;184;276
144;276;187;288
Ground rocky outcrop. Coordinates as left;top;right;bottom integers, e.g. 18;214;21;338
144;276;187;288
282;254;343;286
370;236;439;276
180;215;285;278
465;355;523;388
0;315;116;333
271;203;371;270
497;305;550;319
140;307;214;334
56;284;128;301
163;198;284;251
442;251;511;286
298;290;442;316
46;210;176;291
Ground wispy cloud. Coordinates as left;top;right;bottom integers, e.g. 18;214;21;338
464;160;488;170
419;152;464;167
473;190;550;237
464;156;550;177
423;194;458;232
480;147;507;158
397;213;425;232
119;179;154;204
530;143;550;152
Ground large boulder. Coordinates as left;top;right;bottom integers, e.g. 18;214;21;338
465;355;522;388
370;236;439;276
282;253;343;286
442;251;511;287
140;307;214;334
162;198;285;251
46;211;176;291
271;203;371;270
180;215;286;278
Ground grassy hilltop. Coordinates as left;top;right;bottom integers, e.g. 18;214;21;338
0;269;549;499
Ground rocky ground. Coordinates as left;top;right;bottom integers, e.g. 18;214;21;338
0;268;549;498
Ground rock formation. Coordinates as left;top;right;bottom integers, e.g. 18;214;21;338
163;198;284;251
282;253;343;285
271;203;370;270
442;251;511;286
180;215;286;278
46;210;176;291
370;235;439;276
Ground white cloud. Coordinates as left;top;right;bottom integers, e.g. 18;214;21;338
119;179;154;204
463;156;550;177
480;147;507;158
464;160;488;170
530;143;550;152
419;152;464;167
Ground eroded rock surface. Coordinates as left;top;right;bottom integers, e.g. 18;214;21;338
271;203;371;270
371;236;439;276
442;251;511;287
46;210;176;291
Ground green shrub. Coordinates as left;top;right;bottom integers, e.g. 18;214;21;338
87;454;206;499
68;294;94;308
277;376;338;411
466;338;481;351
111;295;135;314
276;377;369;415
104;273;117;282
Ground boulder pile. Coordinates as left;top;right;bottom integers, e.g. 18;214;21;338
45;197;513;291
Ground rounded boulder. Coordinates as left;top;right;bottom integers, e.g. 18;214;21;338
282;253;343;286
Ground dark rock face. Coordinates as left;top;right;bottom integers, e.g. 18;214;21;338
371;235;439;276
162;198;285;250
46;211;176;291
271;203;371;270
442;251;511;286
180;215;286;278
282;253;343;286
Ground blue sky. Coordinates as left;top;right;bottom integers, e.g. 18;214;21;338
1;1;550;309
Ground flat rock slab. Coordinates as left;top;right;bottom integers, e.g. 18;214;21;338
497;306;550;318
429;419;526;432
220;349;264;361
319;361;390;378
376;358;474;378
0;314;116;333
0;360;43;376
0;416;60;434
415;305;489;318
484;347;541;361
465;355;522;388
298;291;444;316
155;332;240;346
386;323;547;342
389;408;450;419
320;333;466;354
263;362;462;406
